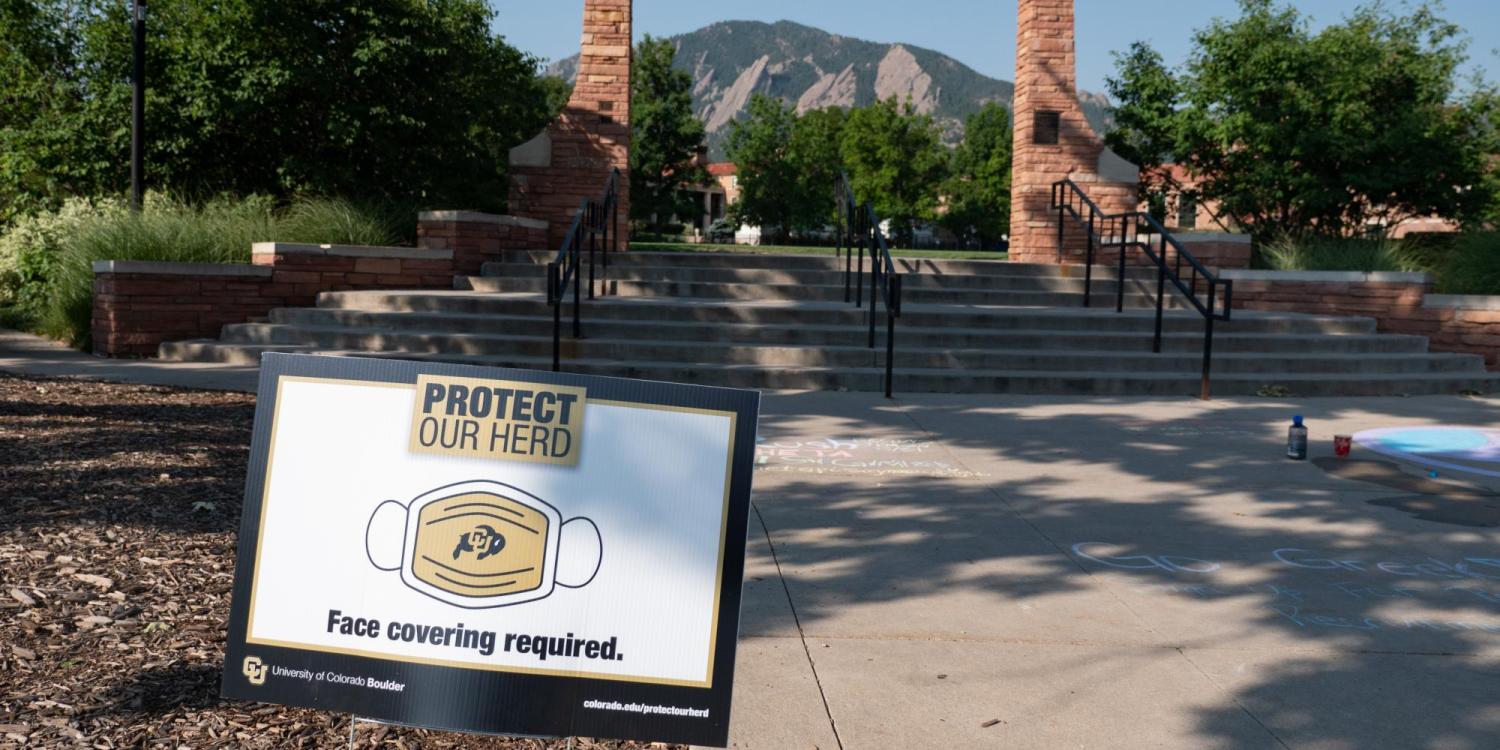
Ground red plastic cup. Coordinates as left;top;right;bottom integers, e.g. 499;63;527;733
1334;435;1352;458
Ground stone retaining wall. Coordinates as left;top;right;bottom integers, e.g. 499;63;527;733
1090;232;1253;272
1420;295;1500;370
92;243;454;357
417;212;550;274
1224;270;1500;369
92;262;278;357
1176;234;1253;270
249;243;453;307
1225;270;1430;330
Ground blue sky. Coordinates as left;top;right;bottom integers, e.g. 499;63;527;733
488;0;1500;93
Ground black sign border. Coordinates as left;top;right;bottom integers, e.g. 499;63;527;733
222;353;761;747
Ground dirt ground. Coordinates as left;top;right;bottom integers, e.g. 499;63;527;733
0;374;682;749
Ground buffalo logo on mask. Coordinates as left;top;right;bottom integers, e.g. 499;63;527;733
366;481;601;608
453;525;507;561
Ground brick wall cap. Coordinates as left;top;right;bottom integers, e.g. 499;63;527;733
418;211;549;230
1424;294;1500;311
91;260;274;278
1220;270;1432;283
251;242;452;260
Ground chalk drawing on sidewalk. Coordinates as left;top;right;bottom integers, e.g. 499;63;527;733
1271;548;1500;580
1073;543;1500;582
1070;542;1221;574
1354;426;1500;479
1265;604;1500;634
753;436;988;478
1078;541;1500;638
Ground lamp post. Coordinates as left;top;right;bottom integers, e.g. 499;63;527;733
130;0;146;212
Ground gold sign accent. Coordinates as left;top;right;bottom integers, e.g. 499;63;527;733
411;491;549;597
409;375;586;466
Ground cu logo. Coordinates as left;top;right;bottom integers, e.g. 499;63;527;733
242;656;268;686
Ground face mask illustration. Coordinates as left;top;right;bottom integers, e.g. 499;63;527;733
365;480;602;608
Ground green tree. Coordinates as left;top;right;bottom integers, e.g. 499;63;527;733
724;94;800;237
787;106;847;230
1104;42;1182;223
0;0;100;225
539;76;574;120
1;0;553;222
725;99;845;238
629;35;706;228
840;97;948;243
940;102;1012;246
1108;0;1496;238
1481;91;1500;225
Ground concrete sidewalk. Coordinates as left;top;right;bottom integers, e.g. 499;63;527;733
738;392;1500;749
0;329;259;391
6;328;1499;748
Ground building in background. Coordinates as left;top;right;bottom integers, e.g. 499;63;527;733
1146;164;1462;238
674;161;768;243
678;162;738;237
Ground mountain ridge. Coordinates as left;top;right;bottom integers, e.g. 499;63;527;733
546;19;1114;157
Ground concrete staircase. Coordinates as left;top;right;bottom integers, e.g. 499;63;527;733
159;250;1500;396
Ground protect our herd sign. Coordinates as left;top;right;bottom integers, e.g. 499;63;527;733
221;353;760;747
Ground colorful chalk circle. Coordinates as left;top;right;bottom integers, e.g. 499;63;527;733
1353;427;1500;479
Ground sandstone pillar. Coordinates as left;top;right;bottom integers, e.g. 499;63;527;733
509;0;631;251
1009;0;1137;264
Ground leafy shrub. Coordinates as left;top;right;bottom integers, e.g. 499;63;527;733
1255;233;1420;273
0;195;407;347
1434;232;1500;295
1394;232;1460;276
0;198;123;326
279;197;413;248
1247;230;1500;295
706;218;737;244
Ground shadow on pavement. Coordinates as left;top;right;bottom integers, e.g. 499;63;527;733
750;392;1500;748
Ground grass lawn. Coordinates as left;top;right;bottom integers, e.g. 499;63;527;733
630;241;1008;261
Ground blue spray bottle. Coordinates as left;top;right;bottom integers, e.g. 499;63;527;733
1287;416;1308;461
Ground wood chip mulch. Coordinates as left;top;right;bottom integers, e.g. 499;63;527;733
0;374;684;749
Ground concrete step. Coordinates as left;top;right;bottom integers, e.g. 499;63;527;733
156;341;1500;398
458;275;1191;309
158;242;1488;396
267;308;1429;354
314;291;1377;336
157;340;325;364
477;262;1161;294
497;250;1064;276
211;322;1484;375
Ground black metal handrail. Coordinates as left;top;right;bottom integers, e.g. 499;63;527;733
835;173;904;398
548;168;620;371
1051;179;1233;400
